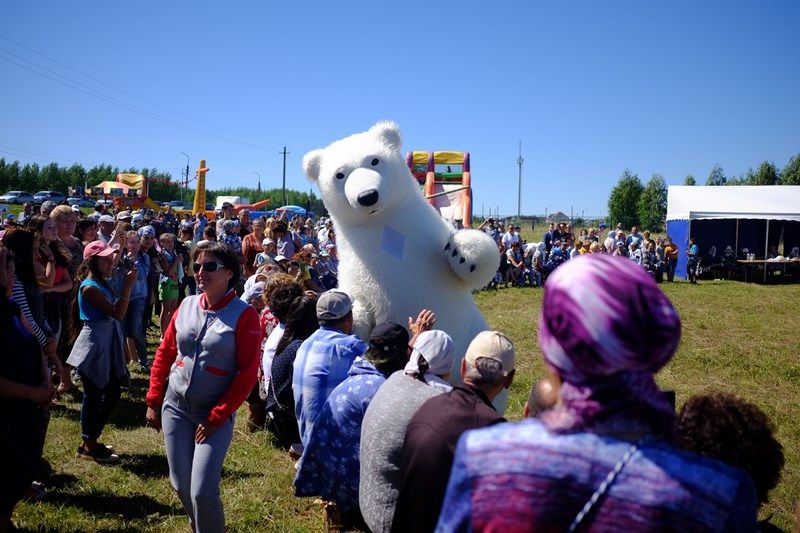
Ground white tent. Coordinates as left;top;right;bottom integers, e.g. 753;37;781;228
666;185;800;281
667;185;800;222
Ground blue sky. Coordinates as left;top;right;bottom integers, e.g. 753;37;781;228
1;1;798;218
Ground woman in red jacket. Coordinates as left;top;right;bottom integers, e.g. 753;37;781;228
145;241;262;533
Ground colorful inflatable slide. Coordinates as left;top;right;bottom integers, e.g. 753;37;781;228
88;174;160;210
406;151;473;226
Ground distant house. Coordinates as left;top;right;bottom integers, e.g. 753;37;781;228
547;211;571;224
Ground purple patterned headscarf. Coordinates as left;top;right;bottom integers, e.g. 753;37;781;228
539;254;681;438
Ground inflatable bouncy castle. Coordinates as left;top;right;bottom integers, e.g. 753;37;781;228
406;151;473;227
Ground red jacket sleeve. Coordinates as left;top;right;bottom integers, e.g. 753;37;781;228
146;306;181;409
206;306;263;425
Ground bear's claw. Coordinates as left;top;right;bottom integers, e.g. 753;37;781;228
442;230;498;290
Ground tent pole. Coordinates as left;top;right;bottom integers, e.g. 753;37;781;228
764;220;770;283
735;219;739;257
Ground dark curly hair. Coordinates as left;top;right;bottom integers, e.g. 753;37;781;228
676;392;784;504
268;283;304;324
274;292;318;355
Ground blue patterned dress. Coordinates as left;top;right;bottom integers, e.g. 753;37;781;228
294;357;385;512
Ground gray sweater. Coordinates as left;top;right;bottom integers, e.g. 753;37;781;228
359;371;443;533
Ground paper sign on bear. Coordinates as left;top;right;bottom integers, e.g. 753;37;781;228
303;121;506;410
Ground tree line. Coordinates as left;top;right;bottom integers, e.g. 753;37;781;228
0;159;181;201
0;158;325;214
607;154;800;232
203;187;325;215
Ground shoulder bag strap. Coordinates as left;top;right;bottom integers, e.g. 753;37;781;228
567;437;648;532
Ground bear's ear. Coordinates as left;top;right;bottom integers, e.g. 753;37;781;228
369;121;402;151
303;149;324;182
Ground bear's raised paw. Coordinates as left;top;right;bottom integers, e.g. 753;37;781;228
442;230;499;289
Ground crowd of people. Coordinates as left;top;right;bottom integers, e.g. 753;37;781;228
479;218;800;288
479;218;686;288
0;198;789;532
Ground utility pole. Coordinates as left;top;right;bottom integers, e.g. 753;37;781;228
180;151;189;205
252;171;261;193
280;146;290;206
516;141;523;220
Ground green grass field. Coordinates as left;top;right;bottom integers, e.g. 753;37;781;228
5;220;798;530
11;280;799;532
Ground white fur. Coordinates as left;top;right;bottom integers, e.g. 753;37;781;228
304;122;507;410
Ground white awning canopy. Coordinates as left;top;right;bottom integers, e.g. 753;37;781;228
667;185;800;221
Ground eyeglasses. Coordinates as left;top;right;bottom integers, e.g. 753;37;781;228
196;261;225;272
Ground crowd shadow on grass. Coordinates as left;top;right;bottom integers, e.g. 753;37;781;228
108;393;148;431
45;490;183;521
49;403;81;423
120;452;259;482
46;473;80;490
220;468;258;481
108;374;153;431
119;452;170;480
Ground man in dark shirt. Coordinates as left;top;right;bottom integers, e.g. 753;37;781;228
392;331;516;533
544;222;558;254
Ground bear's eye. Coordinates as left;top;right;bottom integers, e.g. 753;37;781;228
371;158;379;166
336;172;345;180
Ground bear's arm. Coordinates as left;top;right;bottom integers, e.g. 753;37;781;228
351;299;376;342
442;229;501;291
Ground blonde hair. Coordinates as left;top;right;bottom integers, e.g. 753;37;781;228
50;205;75;221
263;272;296;302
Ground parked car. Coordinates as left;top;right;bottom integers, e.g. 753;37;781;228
67;195;97;208
33;190;66;205
0;191;35;204
167;200;191;210
274;205;315;220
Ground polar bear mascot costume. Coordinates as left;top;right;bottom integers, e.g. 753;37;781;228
303;121;506;409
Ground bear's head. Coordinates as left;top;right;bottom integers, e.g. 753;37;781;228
303;121;421;226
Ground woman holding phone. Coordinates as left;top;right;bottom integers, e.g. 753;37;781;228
67;240;137;464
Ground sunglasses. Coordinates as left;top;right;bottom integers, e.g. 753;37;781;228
196;261;225;272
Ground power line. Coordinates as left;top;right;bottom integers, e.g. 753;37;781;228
0;52;275;150
0;141;79;165
0;139;273;188
0;33;284;147
0;148;57;166
0;149;258;192
0;49;276;151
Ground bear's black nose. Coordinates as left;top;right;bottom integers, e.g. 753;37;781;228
357;189;379;207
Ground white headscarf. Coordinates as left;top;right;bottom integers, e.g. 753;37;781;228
404;330;455;392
